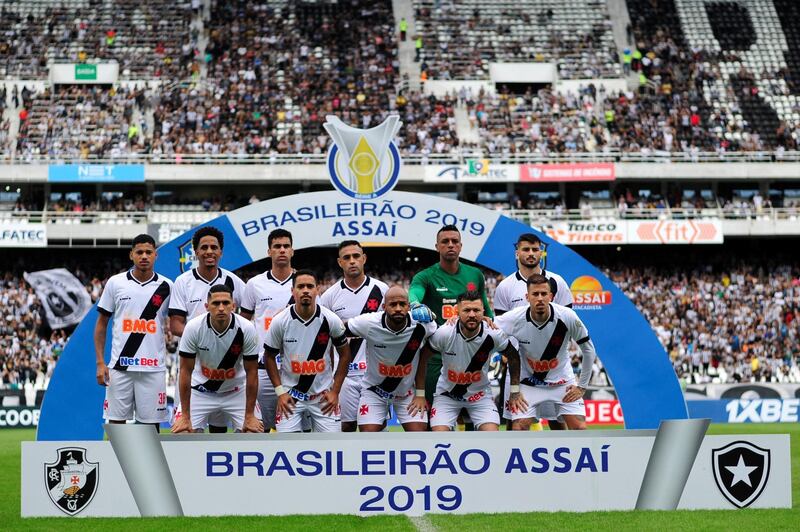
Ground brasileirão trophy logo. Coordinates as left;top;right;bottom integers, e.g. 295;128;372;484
324;115;402;200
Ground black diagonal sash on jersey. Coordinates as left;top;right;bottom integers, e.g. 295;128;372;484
114;280;171;370
526;319;568;384
293;318;331;394
197;328;245;392
224;275;234;291
371;323;426;394
445;334;495;399
348;284;385;357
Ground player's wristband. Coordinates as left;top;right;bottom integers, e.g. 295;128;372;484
274;385;287;396
415;389;426;397
510;385;520;394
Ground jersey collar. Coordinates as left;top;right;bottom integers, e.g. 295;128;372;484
193;267;222;284
515;271;526;282
206;313;235;336
340;275;370;293
381;312;411;334
126;270;158;286
267;270;295;285
290;304;321;325
456;321;484;341
526;303;555;330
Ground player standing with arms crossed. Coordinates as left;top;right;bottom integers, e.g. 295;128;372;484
94;234;172;431
408;225;492;408
319;240;388;432
345;286;436;432
172;285;262;433
411;290;526;431
496;274;595;430
169;226;247;432
240;228;295;431
263;270;352;432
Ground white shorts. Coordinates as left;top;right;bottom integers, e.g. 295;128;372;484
275;393;340;433
103;369;168;424
502;374;560;420
358;387;428;427
431;391;499;429
506;383;586;421
189;387;245;431
340;375;363;423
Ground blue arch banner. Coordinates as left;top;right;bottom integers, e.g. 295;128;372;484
38;191;687;440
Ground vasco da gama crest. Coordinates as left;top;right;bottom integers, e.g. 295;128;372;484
45;447;99;516
712;440;770;509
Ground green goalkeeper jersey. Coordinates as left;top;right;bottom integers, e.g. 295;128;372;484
408;262;493;325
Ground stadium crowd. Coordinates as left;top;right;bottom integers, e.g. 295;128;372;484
2;261;798;389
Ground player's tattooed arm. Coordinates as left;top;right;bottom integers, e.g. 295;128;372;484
408;345;433;416
503;343;528;413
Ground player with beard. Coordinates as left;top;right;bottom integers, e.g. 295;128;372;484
319;240;388;432
345;286;437;432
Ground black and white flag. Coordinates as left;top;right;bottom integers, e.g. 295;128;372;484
23;268;92;329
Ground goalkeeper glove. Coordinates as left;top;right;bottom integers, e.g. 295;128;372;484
410;302;435;323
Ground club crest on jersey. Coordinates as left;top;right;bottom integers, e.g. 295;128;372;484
178;239;198;273
324;115;402;200
151;294;163;306
230;343;242;356
466;282;477;291
316;332;330;345
44;448;99;516
407;339;421;351
366;298;380;311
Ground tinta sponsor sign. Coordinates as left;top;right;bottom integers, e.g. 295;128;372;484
48;165;145;183
75;64;97;80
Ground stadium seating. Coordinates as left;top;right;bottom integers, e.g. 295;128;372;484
412;0;621;80
0;0;195;79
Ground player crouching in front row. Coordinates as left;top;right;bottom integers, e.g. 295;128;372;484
172;285;263;433
410;291;527;431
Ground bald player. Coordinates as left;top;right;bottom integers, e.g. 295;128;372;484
345;286;437;432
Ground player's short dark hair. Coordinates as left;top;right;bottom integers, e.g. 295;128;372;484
207;284;233;299
337;240;363;253
527;273;550;288
192;226;224;251
516;233;542;248
268;228;293;248
437;224;460;237
293;269;317;286
457;290;483;305
131;233;156;249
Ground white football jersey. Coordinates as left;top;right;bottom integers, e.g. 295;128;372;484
319;276;388;376
241;271;295;359
263;304;347;397
97;270;172;372
495;303;593;388
346;312;437;398
428;322;509;399
493;270;573;313
169;267;246;321
178;313;259;393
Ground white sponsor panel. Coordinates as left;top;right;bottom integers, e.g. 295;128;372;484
0;223;46;247
627;219;723;244
21;433;790;516
423;162;520;182
225;190;501;263
535;221;627;245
